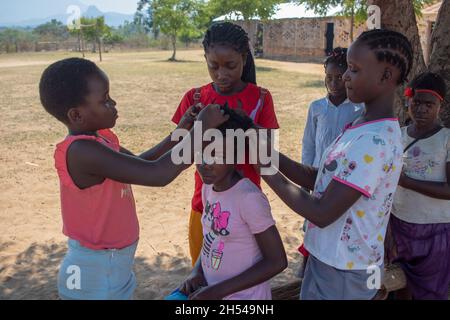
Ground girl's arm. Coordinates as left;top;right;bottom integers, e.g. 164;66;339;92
68;105;228;188
189;226;287;300
262;170;361;228
398;162;450;200
278;152;318;191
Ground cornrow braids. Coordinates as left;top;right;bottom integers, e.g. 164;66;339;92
202;22;256;85
324;47;348;71
356;29;413;84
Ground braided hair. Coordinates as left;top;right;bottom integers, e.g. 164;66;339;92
202;22;256;85
324;47;348;72
356;29;413;85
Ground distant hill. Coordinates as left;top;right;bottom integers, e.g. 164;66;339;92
0;1;135;28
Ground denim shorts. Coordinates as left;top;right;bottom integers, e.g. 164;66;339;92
57;239;138;300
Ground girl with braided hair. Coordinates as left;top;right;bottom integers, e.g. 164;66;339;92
302;47;365;169
257;29;413;299
298;47;364;277
171;22;279;266
177;107;287;300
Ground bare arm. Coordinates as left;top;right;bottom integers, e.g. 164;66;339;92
399;162;450;200
278;152;318;190
262;170;361;228
69;105;228;188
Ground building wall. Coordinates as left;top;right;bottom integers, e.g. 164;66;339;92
236;17;366;62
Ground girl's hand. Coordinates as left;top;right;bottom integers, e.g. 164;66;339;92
197;104;229;130
189;285;224;300
179;271;207;296
177;104;202;130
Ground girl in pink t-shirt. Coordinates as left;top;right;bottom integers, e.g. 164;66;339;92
179;107;287;300
39;58;228;300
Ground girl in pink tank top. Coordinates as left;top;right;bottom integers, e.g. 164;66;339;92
39;58;228;299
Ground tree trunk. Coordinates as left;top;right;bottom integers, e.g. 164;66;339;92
78;33;82;53
350;4;355;42
428;0;450;127
80;28;85;58
367;0;427;125
169;34;176;61
98;37;103;62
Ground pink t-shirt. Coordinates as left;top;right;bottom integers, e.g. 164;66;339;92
54;129;139;250
201;178;276;300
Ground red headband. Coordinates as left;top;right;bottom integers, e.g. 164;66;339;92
404;87;444;101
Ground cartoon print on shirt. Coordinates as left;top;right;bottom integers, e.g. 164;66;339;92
202;201;230;270
341;217;353;242
373;136;386;146
368;244;382;264
405;146;439;179
340;158;357;178
377;193;393;218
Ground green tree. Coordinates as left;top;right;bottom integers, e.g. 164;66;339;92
208;0;287;21
103;31;124;51
69;17;111;61
137;0;201;61
33;19;69;42
0;28;36;53
294;0;435;41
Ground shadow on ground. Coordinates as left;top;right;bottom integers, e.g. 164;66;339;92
0;241;191;300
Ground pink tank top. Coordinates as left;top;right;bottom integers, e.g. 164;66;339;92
54;129;139;250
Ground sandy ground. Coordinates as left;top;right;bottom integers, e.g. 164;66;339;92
0;49;326;299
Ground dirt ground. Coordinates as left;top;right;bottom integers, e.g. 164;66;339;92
0;49;327;299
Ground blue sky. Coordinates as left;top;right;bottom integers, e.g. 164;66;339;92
80;0;140;14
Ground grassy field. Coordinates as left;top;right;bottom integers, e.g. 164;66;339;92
0;49;327;299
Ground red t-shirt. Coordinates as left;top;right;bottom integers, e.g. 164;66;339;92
172;82;279;212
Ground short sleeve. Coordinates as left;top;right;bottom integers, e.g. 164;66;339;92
172;89;195;125
332;133;388;198
255;91;279;129
240;191;275;234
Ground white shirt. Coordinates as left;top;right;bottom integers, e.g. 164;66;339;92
304;119;403;270
392;127;450;224
302;97;364;167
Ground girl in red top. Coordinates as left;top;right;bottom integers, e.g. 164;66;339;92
172;22;280;265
